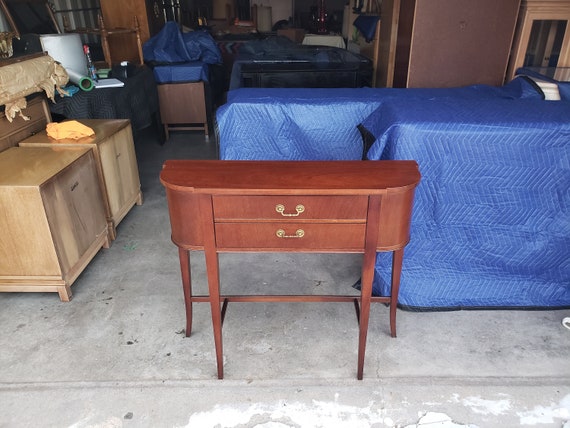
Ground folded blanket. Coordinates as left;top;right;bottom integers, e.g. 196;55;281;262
46;120;95;140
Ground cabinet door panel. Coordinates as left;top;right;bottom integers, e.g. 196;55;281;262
42;151;107;273
99;125;141;217
0;187;60;276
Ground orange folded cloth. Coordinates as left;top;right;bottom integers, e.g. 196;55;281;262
46;121;95;140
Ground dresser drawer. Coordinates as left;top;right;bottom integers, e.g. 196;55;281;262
214;222;366;250
212;195;368;221
0;96;50;152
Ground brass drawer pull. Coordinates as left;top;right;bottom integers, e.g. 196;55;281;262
275;204;305;217
276;229;305;238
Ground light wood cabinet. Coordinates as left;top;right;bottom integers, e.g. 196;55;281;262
506;0;570;81
19;119;143;240
0;147;109;301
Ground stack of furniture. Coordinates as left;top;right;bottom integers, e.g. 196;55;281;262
0;88;143;301
144;22;225;140
0;96;108;301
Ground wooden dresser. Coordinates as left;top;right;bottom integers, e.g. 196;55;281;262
160;160;421;379
19;119;143;240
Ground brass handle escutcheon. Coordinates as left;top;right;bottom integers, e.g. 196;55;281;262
275;204;305;217
276;229;305;238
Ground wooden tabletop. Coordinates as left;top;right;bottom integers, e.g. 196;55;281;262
160;160;421;195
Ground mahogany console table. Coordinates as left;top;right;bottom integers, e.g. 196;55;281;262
160;160;420;379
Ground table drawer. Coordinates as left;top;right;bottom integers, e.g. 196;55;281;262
215;222;366;250
212;195;368;221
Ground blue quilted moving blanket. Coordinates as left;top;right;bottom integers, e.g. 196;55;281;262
363;98;570;309
216;80;569;309
217;78;541;161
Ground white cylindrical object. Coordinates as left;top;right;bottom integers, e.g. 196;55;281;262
257;5;272;32
66;68;94;91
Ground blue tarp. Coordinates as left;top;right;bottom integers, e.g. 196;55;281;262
152;61;209;83
143;21;222;65
216;78;542;161
216;80;570;309
363;98;570;309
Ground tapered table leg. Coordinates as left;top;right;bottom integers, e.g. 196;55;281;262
205;248;224;379
357;195;382;380
390;249;404;338
178;248;193;337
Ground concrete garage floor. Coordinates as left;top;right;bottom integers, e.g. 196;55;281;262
1;129;569;428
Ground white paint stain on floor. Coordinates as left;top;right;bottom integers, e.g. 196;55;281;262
181;398;387;428
517;394;570;425
178;393;570;428
449;393;512;416
403;412;477;427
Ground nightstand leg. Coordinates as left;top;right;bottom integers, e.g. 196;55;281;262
390;249;404;338
178;248;193;337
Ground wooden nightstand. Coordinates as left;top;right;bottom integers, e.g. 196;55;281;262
19;119;143;240
157;82;208;140
0;147;109;301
